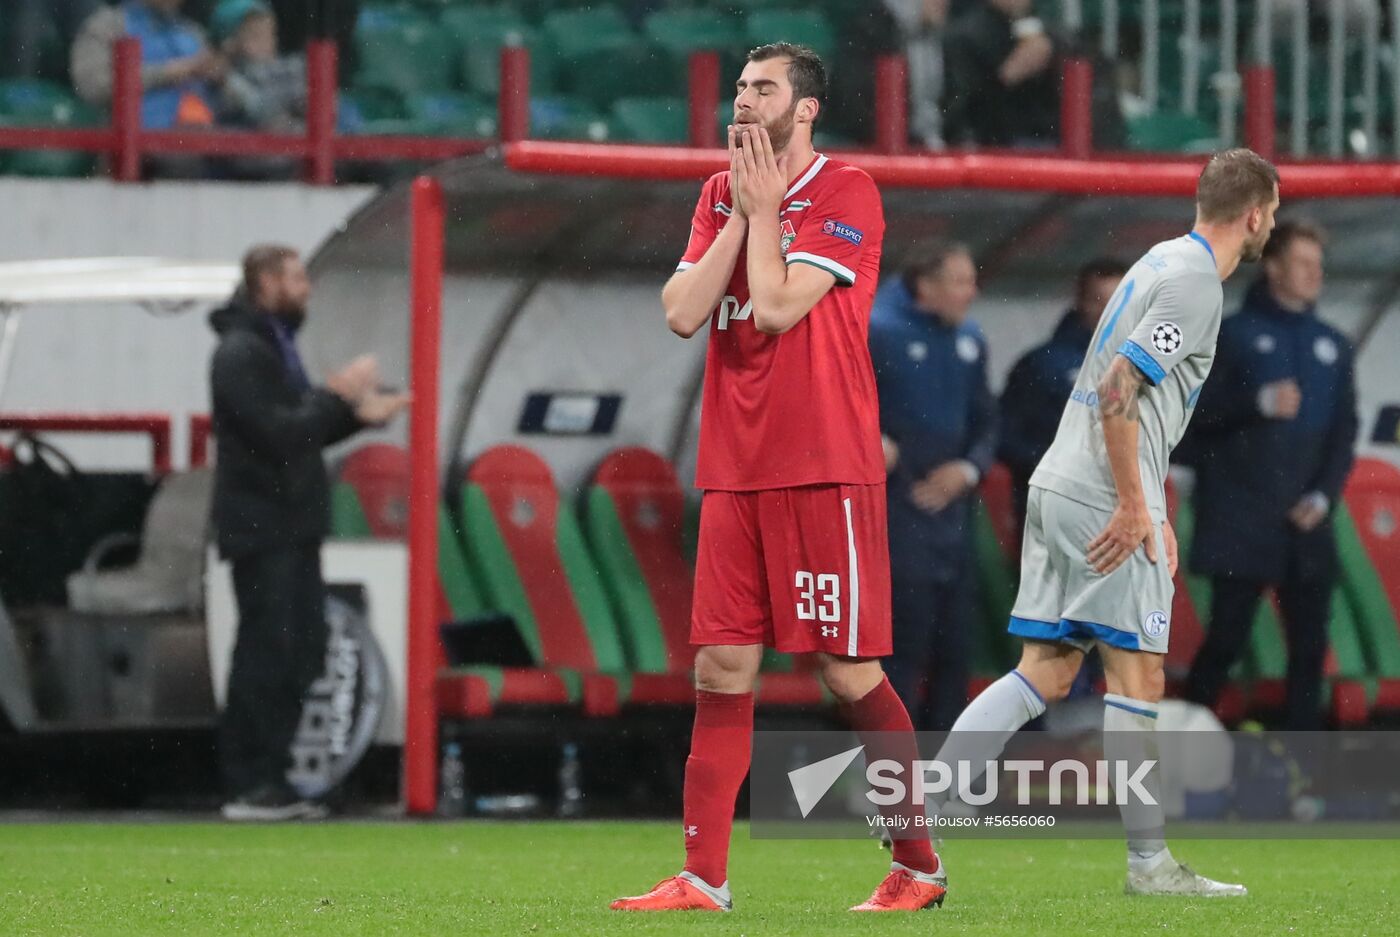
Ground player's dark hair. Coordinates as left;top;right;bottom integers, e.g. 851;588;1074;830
902;241;972;293
1075;257;1130;301
243;244;299;301
1196;148;1280;223
1262;219;1327;262
747;43;826;124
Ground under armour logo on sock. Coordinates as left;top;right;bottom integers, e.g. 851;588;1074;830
685;825;698;837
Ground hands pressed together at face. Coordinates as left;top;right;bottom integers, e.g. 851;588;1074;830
325;354;411;426
728;123;788;220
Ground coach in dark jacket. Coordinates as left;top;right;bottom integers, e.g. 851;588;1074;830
998;258;1128;534
211;243;407;818
870;242;997;731
1185;221;1358;730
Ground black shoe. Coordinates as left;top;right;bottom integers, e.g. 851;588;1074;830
221;784;327;822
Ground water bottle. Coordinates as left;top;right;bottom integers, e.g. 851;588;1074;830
558;742;584;818
439;741;467;818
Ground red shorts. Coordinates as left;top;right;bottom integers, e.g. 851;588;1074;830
691;483;892;657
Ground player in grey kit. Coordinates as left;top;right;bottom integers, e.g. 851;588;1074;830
930;149;1280;896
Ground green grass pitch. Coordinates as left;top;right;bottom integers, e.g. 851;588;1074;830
1;821;1393;936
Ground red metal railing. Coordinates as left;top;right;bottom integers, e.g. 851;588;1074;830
0;36;1301;185
0;412;172;473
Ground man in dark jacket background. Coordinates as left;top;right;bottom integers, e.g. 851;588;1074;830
942;0;1060;147
211;243;407;819
997;257;1128;535
1183;221;1358;730
870;242;997;730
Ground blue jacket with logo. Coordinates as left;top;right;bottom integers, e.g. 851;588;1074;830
997;309;1095;515
1187;280;1359;582
869;279;997;582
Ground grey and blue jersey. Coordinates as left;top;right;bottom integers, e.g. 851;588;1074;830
1031;233;1224;522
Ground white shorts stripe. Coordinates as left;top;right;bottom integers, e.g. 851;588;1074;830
843;496;860;656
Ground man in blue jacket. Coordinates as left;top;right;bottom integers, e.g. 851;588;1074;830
998;257;1129;535
1184;220;1358;729
870;242;997;730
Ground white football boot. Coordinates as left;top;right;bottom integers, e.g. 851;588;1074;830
1125;850;1248;897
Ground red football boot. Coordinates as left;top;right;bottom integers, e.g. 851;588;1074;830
850;862;948;911
610;873;732;912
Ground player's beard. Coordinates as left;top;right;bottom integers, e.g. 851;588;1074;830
763;103;798;154
1241;231;1269;263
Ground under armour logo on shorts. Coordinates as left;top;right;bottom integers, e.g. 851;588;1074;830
685;825;699;837
821;626;840;638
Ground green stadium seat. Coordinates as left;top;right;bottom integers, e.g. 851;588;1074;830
583;447;827;707
1335;502;1400;680
451;445;627;715
529;95;612;141
332;445;487;620
332;445;597;718
341;86;406;122
406;92;498;138
353;5;456;98
0;80;98;178
440;6;553;96
644;9;741;55
743;10;835;62
1126;111;1218;153
558;43;673;111
610;96;687;143
1342;458;1400;716
584;448;694;675
540;7;636;59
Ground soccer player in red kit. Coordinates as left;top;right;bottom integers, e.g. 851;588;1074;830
610;43;946;914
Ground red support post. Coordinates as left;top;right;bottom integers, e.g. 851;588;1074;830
404;176;445;816
112;37;142;182
1244;64;1277;161
189;414;212;468
1060;57;1094;159
499;46;531;143
688;51;720;148
305;39;338;185
874;54;908;154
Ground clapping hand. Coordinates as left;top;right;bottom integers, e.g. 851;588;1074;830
355;390;411;426
326;355;380;405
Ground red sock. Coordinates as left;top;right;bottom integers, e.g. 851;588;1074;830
681;689;754;888
841;676;939;875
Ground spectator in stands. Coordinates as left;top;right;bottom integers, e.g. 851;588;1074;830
72;0;224;132
883;0;949;149
1;0;100;80
211;245;408;820
821;0;903;145
943;0;1061;147
1184;221;1359;730
870;242;997;731
997;257;1129;534
265;0;361;83
209;0;305;179
213;0;305;132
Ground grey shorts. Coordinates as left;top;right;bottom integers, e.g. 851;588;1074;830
1007;486;1173;654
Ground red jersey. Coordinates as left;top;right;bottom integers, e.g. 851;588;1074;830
678;154;886;492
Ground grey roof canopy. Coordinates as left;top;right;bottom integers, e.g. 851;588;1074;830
303;152;1399;491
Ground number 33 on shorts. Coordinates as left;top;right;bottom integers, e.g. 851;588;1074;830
795;570;842;624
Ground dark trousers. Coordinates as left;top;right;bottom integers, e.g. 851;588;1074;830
219;543;328;796
1185;573;1332;730
884;571;972;732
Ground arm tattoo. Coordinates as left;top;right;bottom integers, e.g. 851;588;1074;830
1097;356;1145;422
